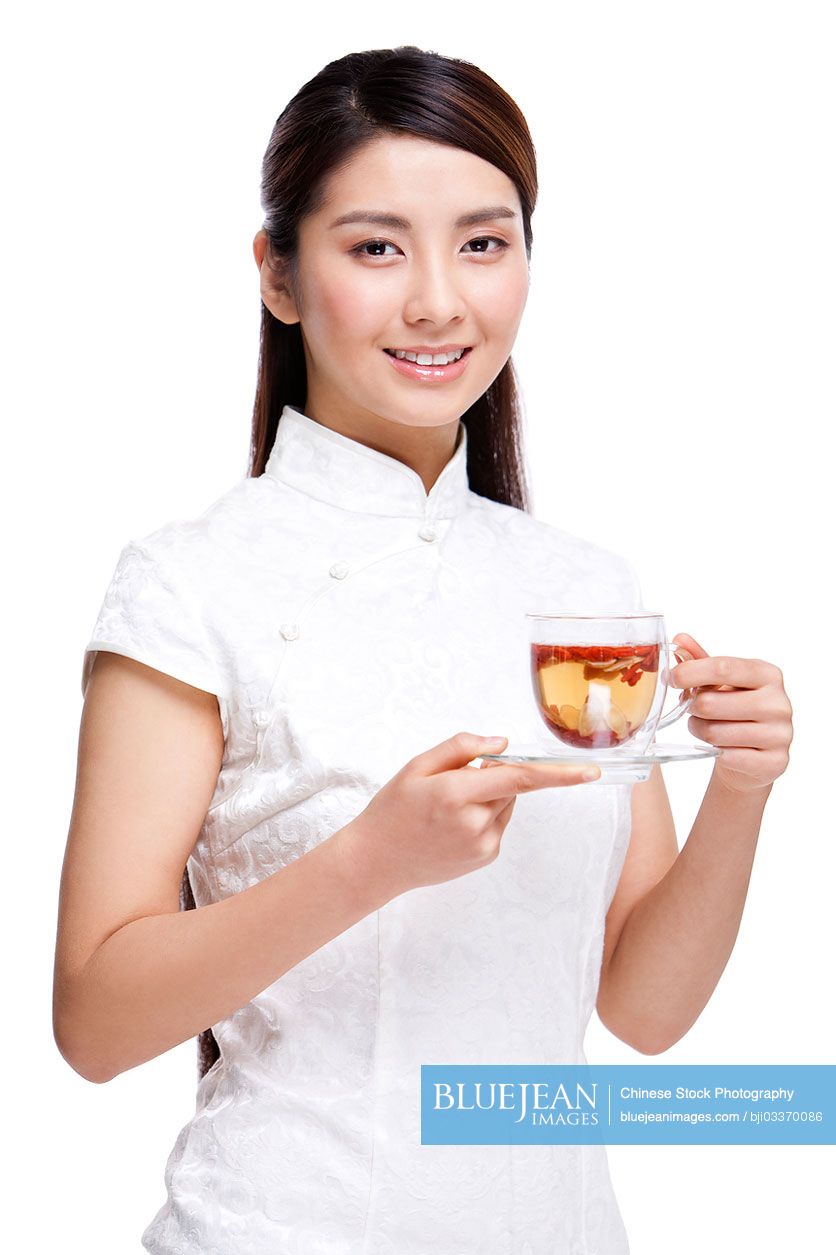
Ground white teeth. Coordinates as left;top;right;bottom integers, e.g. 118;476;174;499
392;348;466;365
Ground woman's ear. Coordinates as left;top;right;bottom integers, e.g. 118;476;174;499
253;228;301;325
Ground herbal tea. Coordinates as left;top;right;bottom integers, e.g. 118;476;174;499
530;643;660;749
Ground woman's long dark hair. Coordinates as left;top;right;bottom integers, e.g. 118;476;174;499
183;45;539;1081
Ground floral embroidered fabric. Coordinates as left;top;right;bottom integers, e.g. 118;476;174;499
82;405;642;1253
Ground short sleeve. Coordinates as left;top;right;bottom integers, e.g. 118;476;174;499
81;541;229;704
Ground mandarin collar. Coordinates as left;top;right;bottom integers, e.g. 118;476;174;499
263;404;470;519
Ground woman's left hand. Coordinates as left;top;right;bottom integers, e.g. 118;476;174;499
668;632;793;794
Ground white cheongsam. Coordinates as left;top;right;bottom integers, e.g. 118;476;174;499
82;404;645;1255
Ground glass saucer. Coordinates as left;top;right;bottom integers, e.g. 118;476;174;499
478;741;721;784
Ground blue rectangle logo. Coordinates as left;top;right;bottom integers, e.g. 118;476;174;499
420;1065;836;1144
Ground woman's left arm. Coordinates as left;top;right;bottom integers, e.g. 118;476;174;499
596;631;794;1055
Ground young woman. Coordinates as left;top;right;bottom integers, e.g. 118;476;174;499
54;45;793;1255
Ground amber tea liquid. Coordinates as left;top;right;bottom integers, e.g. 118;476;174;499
531;642;660;749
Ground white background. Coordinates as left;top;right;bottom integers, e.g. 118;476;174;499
3;2;833;1251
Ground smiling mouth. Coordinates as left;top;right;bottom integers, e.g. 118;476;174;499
381;344;474;383
383;347;473;363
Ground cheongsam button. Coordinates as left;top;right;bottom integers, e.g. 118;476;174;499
279;622;300;640
329;561;349;579
418;524;438;542
253;711;270;730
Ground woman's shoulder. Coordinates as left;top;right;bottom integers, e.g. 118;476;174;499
125;474;277;580
468;492;638;575
466;493;643;611
82;476;279;703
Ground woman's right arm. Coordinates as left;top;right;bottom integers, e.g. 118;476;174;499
53;651;391;1085
53;652;597;1084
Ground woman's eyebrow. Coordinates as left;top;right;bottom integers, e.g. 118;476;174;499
328;206;518;230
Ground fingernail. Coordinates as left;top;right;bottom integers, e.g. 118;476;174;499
582;767;601;781
485;736;507;747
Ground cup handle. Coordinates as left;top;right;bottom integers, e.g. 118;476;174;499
656;641;697;731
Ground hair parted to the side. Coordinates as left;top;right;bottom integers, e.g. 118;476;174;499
182;44;540;1081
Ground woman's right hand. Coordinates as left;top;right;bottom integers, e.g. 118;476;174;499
336;731;600;902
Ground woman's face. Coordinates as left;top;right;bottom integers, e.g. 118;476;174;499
256;133;530;441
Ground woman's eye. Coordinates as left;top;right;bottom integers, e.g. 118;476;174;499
463;236;508;255
351;239;398;258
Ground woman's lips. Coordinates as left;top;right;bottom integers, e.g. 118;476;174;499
383;346;472;383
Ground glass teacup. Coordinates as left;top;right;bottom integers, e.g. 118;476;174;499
527;613;695;755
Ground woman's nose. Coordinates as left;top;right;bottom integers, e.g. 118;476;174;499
402;257;468;325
